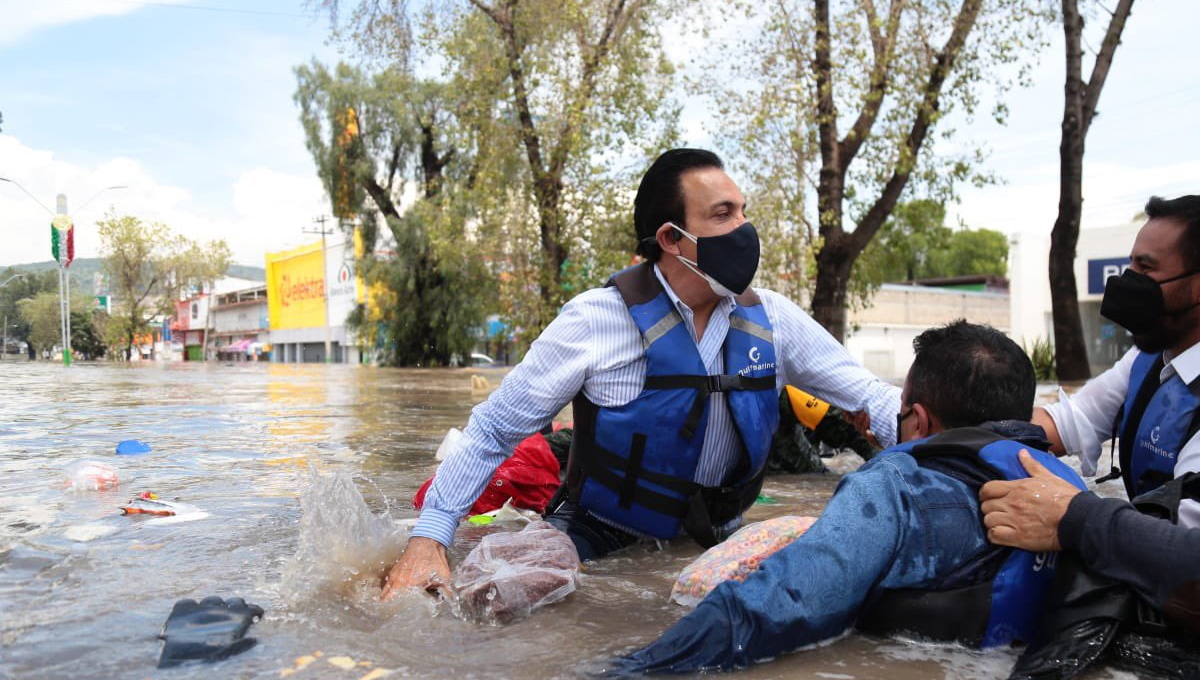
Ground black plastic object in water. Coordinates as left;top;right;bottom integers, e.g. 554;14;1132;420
157;596;264;668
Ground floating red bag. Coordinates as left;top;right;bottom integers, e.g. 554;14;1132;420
413;432;562;516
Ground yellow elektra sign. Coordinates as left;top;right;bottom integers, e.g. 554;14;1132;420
265;241;327;330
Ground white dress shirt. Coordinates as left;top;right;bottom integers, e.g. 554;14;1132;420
1042;343;1200;528
413;265;901;547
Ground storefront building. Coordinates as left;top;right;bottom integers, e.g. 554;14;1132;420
265;236;364;364
1008;222;1139;376
211;285;269;361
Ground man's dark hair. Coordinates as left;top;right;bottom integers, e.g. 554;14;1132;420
1145;195;1200;271
907;320;1035;429
633;148;724;262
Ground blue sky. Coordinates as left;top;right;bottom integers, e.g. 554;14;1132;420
1;0;337;267
1;0;1198;269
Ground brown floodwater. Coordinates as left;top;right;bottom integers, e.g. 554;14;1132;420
0;361;1133;679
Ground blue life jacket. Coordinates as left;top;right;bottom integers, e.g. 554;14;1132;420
1117;351;1200;498
564;262;779;547
857;426;1088;648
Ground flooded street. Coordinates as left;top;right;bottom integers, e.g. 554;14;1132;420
0;362;1131;680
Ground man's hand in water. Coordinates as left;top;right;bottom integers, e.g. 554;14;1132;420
381;537;451;601
979;449;1083;553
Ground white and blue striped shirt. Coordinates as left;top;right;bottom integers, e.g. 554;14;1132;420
414;265;901;547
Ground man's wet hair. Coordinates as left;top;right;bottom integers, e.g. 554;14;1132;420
1145;195;1200;271
907;320;1035;429
633;148;724;262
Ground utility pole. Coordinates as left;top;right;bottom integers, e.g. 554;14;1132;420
303;215;335;363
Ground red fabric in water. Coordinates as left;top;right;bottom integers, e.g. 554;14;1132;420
412;432;561;515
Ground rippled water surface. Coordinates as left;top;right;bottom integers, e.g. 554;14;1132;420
0;361;1132;679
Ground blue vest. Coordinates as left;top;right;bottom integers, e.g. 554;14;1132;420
565;263;779;543
1119;351;1200;498
858;427;1088;648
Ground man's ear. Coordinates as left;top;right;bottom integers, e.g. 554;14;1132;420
912;403;939;439
656;222;681;256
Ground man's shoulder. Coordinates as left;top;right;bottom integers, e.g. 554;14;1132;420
862;447;920;470
749;288;809;322
561;285;624;312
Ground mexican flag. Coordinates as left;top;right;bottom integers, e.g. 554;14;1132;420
51;214;74;267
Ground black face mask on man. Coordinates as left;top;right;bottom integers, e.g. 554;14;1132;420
1100;267;1200;337
669;221;760;297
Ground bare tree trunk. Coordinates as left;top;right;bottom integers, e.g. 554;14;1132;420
1050;0;1135;382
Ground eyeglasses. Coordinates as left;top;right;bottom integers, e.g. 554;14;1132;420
896;407;914;443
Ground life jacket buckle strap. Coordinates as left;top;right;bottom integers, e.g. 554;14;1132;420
706;374;741;393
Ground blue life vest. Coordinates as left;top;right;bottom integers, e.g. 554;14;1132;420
1118;351;1200;498
857;427;1088;648
565;263;779;546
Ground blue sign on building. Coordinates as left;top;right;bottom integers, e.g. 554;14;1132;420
1088;257;1129;295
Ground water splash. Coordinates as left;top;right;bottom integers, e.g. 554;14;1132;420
280;468;410;605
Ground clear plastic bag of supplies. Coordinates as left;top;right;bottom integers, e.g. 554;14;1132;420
62;460;119;491
451;520;581;624
670;515;817;607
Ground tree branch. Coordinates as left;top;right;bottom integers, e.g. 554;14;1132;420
850;0;982;253
840;0;905;165
475;0;547;186
1080;0;1134;137
362;175;402;219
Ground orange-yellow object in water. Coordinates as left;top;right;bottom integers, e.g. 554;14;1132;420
784;385;830;431
119;492;195;516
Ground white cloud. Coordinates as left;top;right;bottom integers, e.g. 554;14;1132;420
0;0;187;47
0;134;328;269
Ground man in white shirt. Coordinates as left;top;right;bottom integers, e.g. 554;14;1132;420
1034;195;1200;527
381;148;900;599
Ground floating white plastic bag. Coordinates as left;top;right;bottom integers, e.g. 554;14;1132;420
671;515;817;607
62;460;119;491
451;520;580;624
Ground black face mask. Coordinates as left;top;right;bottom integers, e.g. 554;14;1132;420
672;221;760;296
1100;268;1200;336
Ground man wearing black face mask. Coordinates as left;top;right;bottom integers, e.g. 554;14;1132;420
1034;194;1200;528
381;148;900;600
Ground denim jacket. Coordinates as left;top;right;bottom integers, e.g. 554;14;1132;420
608;438;990;673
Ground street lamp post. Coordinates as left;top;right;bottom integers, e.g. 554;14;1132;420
2;315;12;362
0;178;125;366
0;273;26;363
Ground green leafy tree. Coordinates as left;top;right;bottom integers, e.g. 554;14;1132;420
98;214;230;361
702;0;1048;340
437;0;682;329
18;292;63;358
930;228;1008;278
318;1;683;338
857;200;952;290
295;60;491;365
17;291;94;358
99;215;163;361
857;201;1007;296
70;308;108;360
0;268;59;358
158;235;232;317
